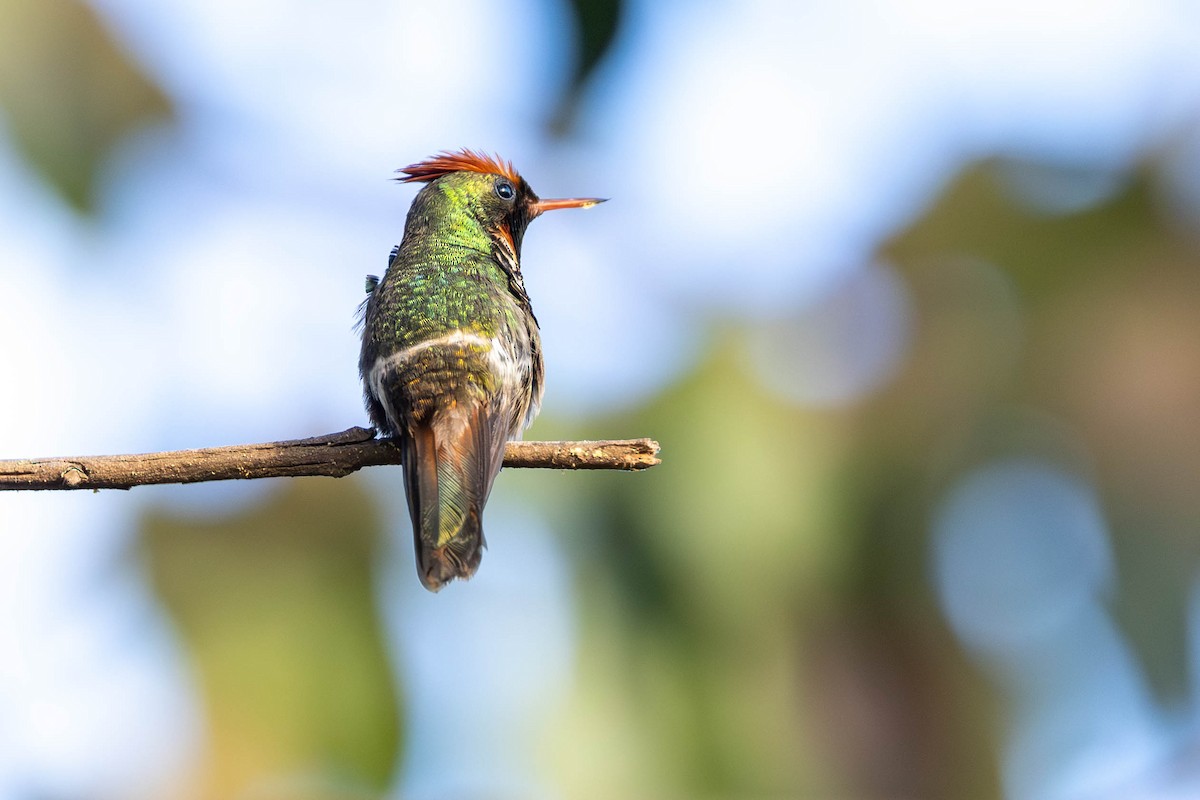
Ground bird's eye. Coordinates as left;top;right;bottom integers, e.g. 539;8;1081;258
495;180;515;201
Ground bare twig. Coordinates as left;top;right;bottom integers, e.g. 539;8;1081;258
0;427;661;491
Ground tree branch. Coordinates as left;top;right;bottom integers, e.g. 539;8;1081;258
0;427;661;491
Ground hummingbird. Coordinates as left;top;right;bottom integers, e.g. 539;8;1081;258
358;149;604;591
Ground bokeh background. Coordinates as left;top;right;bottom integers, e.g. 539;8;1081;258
3;1;1200;798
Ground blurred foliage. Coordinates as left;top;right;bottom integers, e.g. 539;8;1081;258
535;340;852;796
526;160;1200;799
550;0;624;135
887;161;1164;298
0;0;172;212
884;163;1200;705
140;478;398;799
532;334;1002;799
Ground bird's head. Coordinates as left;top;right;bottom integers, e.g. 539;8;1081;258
397;149;604;258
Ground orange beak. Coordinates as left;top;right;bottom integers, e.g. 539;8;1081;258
531;197;607;216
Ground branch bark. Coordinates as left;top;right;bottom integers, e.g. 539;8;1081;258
0;427;661;491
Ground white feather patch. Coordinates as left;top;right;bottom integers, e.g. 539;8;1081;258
367;328;530;432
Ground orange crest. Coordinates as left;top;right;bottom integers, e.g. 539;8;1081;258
397;149;520;184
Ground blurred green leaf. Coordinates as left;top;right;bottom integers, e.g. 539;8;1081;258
0;0;172;212
885;161;1159;299
140;478;398;799
550;0;623;135
542;336;853;797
